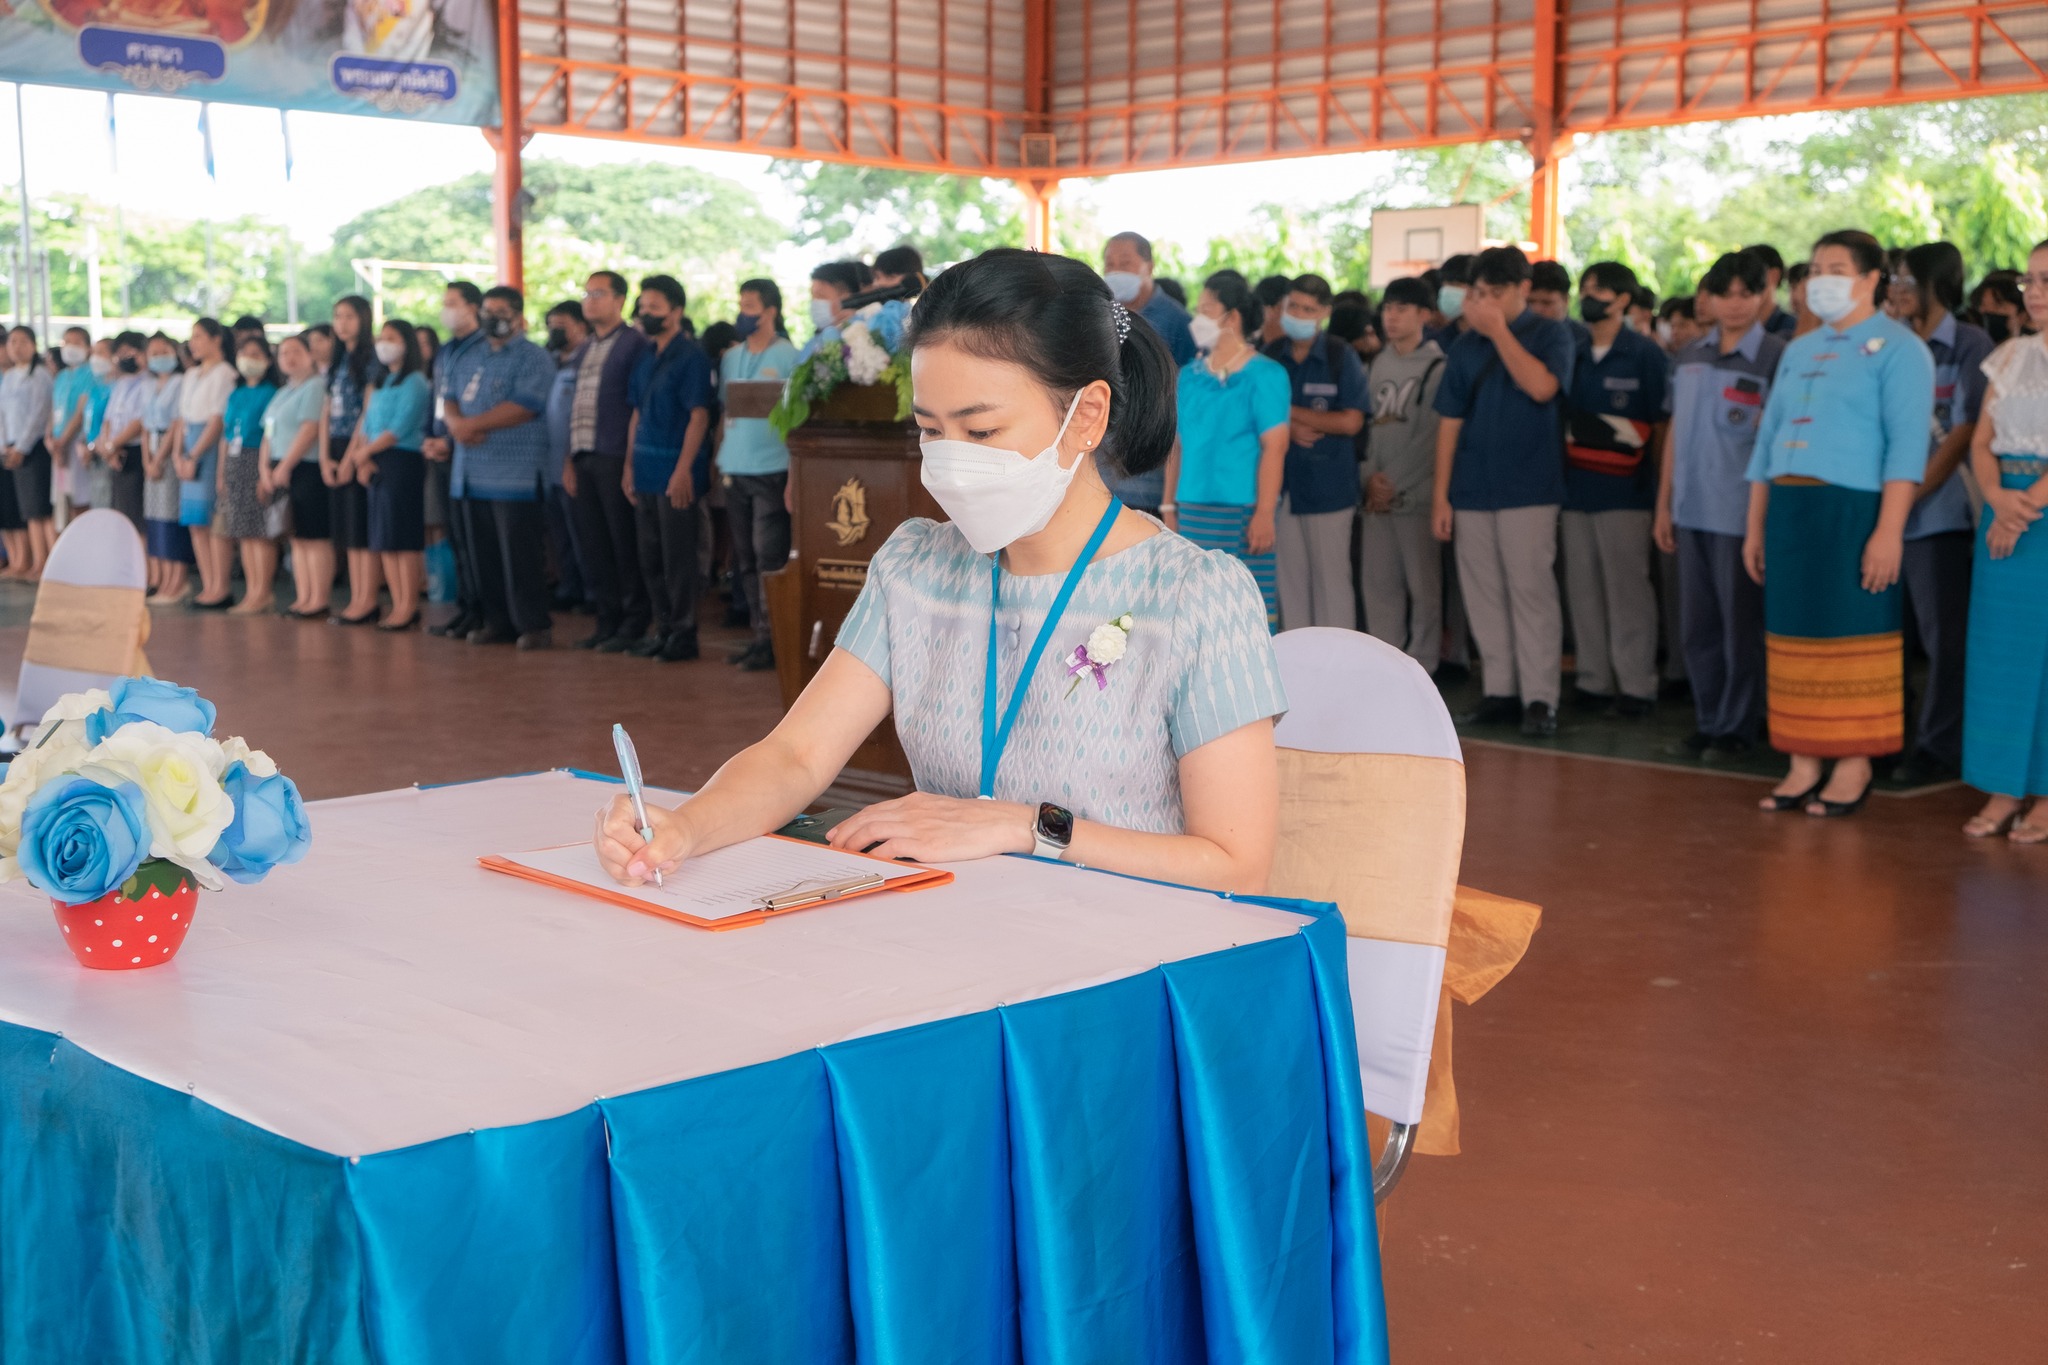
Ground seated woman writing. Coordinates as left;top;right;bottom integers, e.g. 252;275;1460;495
594;249;1286;894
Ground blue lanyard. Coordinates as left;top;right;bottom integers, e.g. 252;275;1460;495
980;496;1124;798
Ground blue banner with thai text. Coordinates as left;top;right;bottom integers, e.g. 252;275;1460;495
0;0;497;126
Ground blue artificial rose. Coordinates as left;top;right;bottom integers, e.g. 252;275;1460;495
84;677;218;745
208;762;311;885
19;776;150;905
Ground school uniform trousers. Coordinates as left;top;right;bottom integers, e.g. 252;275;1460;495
1675;526;1765;741
1454;503;1563;707
571;450;649;639
1900;530;1973;767
725;472;790;645
1359;510;1441;670
1559;508;1660;700
461;494;551;638
634;492;700;639
1276;499;1357;629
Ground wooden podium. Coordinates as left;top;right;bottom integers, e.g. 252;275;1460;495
742;381;939;805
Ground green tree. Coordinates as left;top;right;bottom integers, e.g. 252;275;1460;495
1953;144;2048;272
771;161;1023;265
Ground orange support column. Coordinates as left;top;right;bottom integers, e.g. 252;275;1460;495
1527;0;1564;258
487;0;526;292
1022;180;1057;253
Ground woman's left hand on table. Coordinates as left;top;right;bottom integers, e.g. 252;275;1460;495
827;793;1034;863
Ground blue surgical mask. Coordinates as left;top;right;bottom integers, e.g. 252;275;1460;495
1805;274;1858;324
1103;271;1144;305
1438;284;1466;321
734;312;761;340
809;298;838;330
147;354;177;375
1280;313;1319;343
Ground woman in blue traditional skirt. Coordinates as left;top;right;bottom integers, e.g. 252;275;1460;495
1741;231;1934;817
1960;239;2048;844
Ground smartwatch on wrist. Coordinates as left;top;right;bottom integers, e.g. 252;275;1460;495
1031;802;1074;860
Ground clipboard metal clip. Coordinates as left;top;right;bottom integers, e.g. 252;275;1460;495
758;872;888;912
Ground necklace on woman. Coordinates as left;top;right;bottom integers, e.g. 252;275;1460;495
1203;337;1250;381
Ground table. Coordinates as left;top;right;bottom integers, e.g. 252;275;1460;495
0;773;1387;1364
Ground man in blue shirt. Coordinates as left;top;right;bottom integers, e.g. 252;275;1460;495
1431;246;1576;736
1654;250;1785;755
542;300;591;613
1893;242;1994;784
1265;272;1368;628
426;282;490;638
1561;260;1670;717
624;275;714;664
1101;231;1195;513
445;285;557;649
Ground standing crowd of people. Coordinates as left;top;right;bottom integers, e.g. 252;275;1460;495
2;227;2043;841
1082;227;2047;842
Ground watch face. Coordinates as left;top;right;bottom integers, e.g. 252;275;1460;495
1037;802;1074;845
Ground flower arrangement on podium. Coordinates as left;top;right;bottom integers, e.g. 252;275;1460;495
0;678;311;970
768;302;915;438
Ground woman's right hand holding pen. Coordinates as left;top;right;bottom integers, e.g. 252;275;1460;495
595;794;693;886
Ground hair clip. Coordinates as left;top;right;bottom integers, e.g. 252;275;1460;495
1110;300;1133;344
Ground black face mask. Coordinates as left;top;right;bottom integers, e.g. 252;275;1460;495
1578;296;1612;325
1985;313;2013;344
546;327;568;352
482;314;516;340
638;312;669;336
116;355;140;374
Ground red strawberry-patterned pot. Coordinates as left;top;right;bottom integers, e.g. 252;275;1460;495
51;868;199;970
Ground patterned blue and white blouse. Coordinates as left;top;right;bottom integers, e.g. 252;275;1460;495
836;515;1287;835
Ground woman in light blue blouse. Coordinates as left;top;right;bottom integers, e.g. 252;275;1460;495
216;334;281;613
139;333;189;603
352;320;432;630
1743;230;1935;817
1162;270;1291;629
594;249;1287;895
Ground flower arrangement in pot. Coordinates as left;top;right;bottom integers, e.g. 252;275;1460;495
767;302;915;438
0;678;310;970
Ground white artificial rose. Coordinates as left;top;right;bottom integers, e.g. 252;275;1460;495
40;688;112;726
1086;622;1129;664
0;732;93;875
79;722;233;888
217;736;279;779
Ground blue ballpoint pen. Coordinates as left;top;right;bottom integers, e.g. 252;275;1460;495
612;723;664;888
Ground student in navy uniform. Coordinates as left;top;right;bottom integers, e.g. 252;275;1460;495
1266;272;1368;628
1430;246;1577;737
623;275;714;664
1745;244;1799;337
445;286;558;650
1100;231;1196;514
1892;241;1994;784
1654;250;1786;755
1560;261;1670;716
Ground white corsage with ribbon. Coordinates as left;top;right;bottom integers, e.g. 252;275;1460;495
1862;336;1887;355
1065;613;1135;696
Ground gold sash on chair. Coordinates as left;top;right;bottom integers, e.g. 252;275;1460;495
23;581;153;680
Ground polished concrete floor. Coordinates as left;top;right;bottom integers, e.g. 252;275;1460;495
11;592;2044;1361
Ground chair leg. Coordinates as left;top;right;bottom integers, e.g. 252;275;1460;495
1372;1120;1417;1202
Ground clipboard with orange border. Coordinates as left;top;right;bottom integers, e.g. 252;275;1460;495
478;834;954;931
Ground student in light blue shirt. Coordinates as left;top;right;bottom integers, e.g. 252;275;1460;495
718;278;802;669
356;320;434;628
1743;230;1935;818
798;259;868;361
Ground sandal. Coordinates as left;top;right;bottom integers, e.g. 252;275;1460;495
1964;800;2028;839
1807;780;1875;819
2011;819;2048;846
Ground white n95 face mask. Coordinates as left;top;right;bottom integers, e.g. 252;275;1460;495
1188;313;1222;352
1805;274;1857;323
919;392;1085;554
1103;271;1144;304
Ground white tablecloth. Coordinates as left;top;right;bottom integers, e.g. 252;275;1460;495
0;772;1307;1156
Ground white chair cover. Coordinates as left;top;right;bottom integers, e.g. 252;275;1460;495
1270;627;1464;1131
12;510;150;734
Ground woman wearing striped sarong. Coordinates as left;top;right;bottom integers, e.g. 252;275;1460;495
1742;231;1934;817
1162;272;1289;630
1961;243;2048;843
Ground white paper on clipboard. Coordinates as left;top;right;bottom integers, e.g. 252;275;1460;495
499;839;929;922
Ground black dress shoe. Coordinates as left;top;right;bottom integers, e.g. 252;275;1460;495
1520;700;1559;738
1678;729;1715;754
1891;751;1959;787
516;629;553;651
430;613;478;639
330;609;378;627
1707;734;1754;758
595;631;637;654
467;626;519;646
727;640;766;665
657;630;700;663
625;635;665;658
574;622;619;650
1457;695;1522;726
737;642;776;672
1572;689;1614;713
191;595;234;612
1608;694;1655;719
